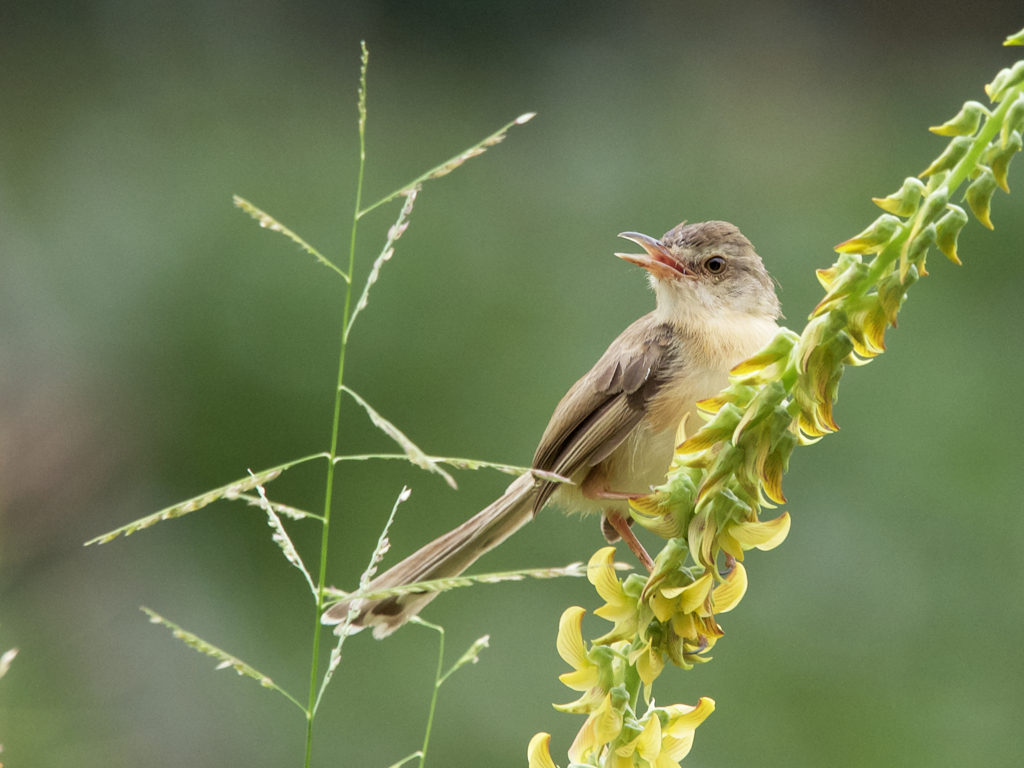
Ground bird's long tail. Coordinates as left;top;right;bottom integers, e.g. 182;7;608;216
321;472;540;638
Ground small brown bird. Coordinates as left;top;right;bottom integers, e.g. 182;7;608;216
323;220;781;637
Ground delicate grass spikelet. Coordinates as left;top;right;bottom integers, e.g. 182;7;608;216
425;113;535;180
85;465;289;545
252;476;317;597
141;607;305;711
342;385;457;489
233;196;348;280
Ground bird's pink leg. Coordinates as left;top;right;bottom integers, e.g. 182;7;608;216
603;511;655;573
581;472;655;572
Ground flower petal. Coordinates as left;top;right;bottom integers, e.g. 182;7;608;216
556;607;589;670
650;589;677;622
663;696;716;736
587;547;622;602
660;733;694;764
677;572;714;614
636;712;663;762
527;733;558;768
593;692;624;745
712;562;748;614
558;667;600;692
728;512;791;551
568;716;597;764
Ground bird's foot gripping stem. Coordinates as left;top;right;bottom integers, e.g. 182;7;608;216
603;510;655;573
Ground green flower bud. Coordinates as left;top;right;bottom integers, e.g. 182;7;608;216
1005;26;1024;46
796;310;848;375
903;223;936;279
793;318;853;437
917;189;951;227
615;718;643;747
697;383;756;415
923;170;949;194
965;168;998;229
935;204;969;265
876;266;919;327
1000;93;1024;147
843;295;889;357
677;403;743;454
640;539;691;603
834;214;902;254
929;101;989;137
733;397;794;505
986;129;1022;192
731;380;787;444
758;422;797;505
813;256;870;317
727;329;800;387
872;177;927;216
985;60;1024;102
694;445;746;508
815;252;863;289
919;136;972;177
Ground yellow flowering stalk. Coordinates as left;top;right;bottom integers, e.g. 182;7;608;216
530;32;1024;767
532;549;725;767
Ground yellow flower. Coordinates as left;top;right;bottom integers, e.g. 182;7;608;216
718;512;791;561
610;698;716;768
709;561;748;614
627;635;666;701
556;607;599;690
612;712;662;767
527;732;558;768
553;606;607;713
567;691;626;764
588;547;639;644
659;697;717;765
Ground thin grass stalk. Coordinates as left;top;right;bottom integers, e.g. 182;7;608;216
303;41;370;768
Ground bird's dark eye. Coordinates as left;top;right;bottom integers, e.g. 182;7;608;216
706;256;727;274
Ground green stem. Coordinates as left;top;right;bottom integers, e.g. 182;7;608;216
863;85;1019;291
623;642;643;713
417;619;446;768
303;41;369;768
944;87;1016;193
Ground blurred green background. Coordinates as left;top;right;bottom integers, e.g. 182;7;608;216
2;2;1023;766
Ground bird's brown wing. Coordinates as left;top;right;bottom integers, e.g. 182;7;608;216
531;314;677;511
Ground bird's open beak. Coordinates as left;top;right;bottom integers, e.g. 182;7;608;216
615;232;693;280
